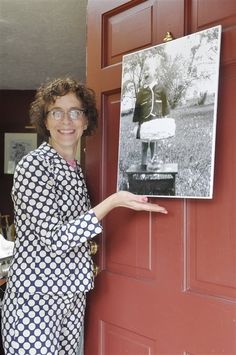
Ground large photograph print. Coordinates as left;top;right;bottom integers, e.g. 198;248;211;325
117;25;222;199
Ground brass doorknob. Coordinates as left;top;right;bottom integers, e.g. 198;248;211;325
93;263;100;277
90;241;99;255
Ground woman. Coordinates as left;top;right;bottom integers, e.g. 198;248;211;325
1;77;167;355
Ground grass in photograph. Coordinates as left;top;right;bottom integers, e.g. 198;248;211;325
118;103;215;198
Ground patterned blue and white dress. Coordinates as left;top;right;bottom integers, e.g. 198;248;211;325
1;142;102;355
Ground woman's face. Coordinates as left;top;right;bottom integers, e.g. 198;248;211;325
45;92;88;157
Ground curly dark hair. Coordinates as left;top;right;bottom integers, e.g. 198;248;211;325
30;77;98;139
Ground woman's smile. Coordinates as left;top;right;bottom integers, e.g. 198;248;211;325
57;129;76;134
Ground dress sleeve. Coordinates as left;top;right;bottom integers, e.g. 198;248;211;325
12;155;102;256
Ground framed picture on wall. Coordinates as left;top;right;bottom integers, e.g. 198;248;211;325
4;133;37;174
117;25;222;199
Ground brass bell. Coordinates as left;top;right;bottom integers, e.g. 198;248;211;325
90;241;99;255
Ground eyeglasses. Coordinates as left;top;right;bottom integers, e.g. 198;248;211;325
46;108;86;121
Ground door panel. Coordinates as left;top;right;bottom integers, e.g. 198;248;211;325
191;0;236;29
188;0;236;302
103;1;153;66
85;0;236;353
101;320;156;354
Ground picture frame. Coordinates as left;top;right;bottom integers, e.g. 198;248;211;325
4;133;37;174
117;25;222;199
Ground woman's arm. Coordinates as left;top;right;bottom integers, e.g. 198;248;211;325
93;191;167;221
12;156;102;256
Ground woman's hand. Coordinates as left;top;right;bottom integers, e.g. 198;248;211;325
113;191;168;213
93;191;167;221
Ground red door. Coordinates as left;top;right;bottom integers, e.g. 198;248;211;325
84;0;236;353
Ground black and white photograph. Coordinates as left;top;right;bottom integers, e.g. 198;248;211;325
117;25;222;198
4;133;37;174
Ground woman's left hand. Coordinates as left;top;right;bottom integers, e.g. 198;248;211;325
93;191;167;221
113;191;168;213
